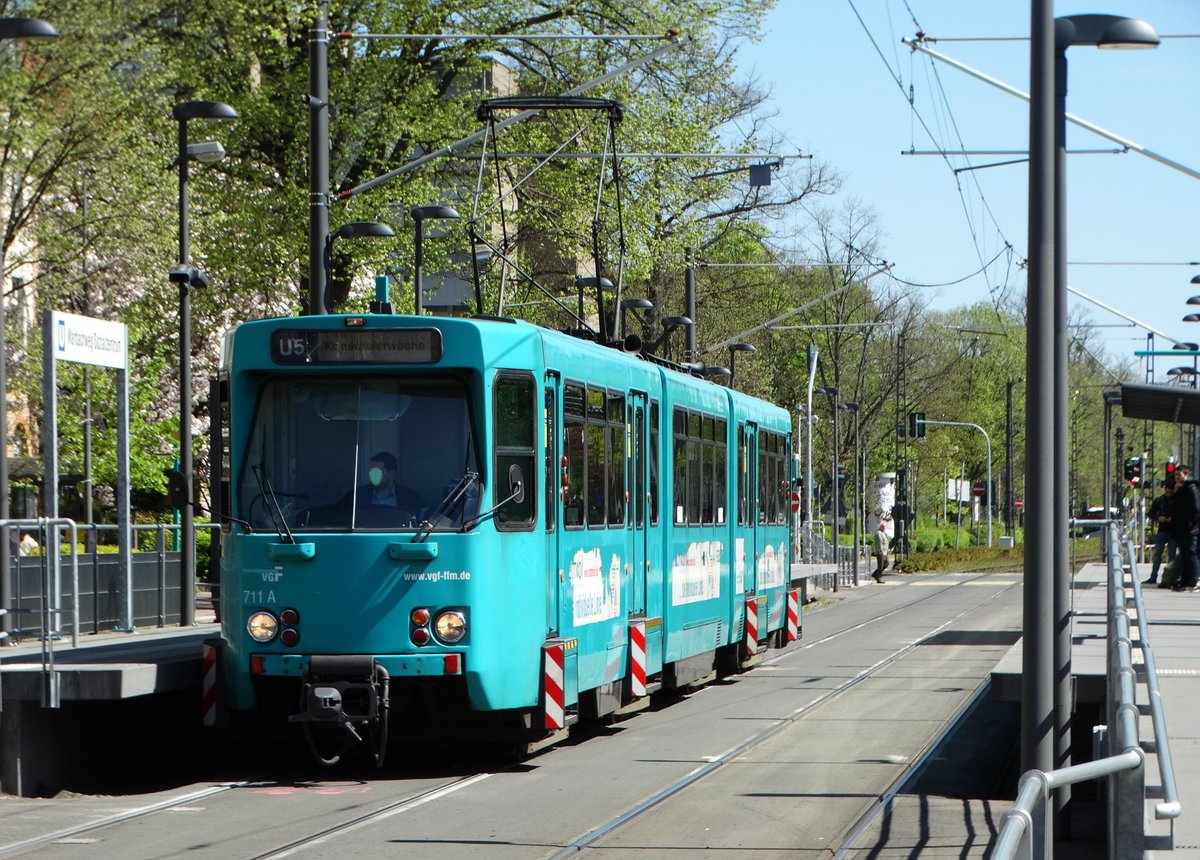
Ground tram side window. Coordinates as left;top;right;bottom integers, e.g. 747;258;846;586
759;432;784;525
607;394;625;526
494;373;536;529
701;417;714;524
649;402;659;525
563;384;585;527
587;388;606;526
737;425;747;525
776;433;788;524
758;433;769;525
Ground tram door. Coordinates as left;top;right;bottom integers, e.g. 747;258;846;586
628;392;648;616
741;422;760;595
544;373;563;635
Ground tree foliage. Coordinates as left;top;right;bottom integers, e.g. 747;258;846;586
0;0;1144;532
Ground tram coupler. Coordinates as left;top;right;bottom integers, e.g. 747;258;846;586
289;655;385;728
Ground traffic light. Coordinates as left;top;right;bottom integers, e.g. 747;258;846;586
1166;459;1177;485
836;463;847;484
1124;456;1141;486
908;411;926;439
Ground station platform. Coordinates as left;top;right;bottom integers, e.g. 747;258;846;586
0;603;219;797
3;565;1196;857
987;560;1200;855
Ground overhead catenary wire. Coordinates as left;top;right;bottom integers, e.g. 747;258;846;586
885;244;1011;288
334;31;678;41
843;0;1020;315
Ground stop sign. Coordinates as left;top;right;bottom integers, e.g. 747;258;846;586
790;492;800;514
1015;498;1024;510
972;481;986;498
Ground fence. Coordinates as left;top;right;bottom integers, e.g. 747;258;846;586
2;521;219;644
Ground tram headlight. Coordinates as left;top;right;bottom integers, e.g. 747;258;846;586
246;611;279;643
433;610;467;643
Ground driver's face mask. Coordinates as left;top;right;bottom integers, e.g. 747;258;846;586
369;467;385;487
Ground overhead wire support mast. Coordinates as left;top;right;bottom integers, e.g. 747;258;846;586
902;35;1200;182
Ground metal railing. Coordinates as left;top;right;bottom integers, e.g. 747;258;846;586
992;521;1179;859
1125;536;1181;823
0;518;80;709
2;520;219;641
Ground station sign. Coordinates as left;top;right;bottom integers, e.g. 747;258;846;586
51;311;127;369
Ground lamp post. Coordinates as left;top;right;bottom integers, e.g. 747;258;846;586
727;343;756;391
838;401;860;586
815;386;839;589
1026;4;1158;785
410;205;460;315
1102;390;1121;530
324;220;395;313
172;99;236;628
0;17;57;644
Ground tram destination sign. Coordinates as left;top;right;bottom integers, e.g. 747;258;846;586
271;328;443;365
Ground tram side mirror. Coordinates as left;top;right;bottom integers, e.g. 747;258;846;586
165;469;189;509
508;464;525;505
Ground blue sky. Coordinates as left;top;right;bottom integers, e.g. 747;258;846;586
735;1;1199;372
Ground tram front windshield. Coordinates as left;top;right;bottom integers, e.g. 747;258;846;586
237;377;477;532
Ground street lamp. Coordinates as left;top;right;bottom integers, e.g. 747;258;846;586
1025;6;1157;778
323;220;395;313
727;343;756;391
0;17;57;643
838;402;861;586
0;17;58;39
815;386;840;588
410;205;460;315
172;99;236;628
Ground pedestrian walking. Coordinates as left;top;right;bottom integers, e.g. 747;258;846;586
1167;465;1200;592
1143;482;1176;587
872;518;890;584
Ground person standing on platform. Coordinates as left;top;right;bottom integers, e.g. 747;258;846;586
1167;466;1200;592
1143;482;1175;587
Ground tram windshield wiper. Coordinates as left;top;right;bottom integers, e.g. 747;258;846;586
412;471;479;544
252;463;296;545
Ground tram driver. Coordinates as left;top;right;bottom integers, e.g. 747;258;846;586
351;450;426;526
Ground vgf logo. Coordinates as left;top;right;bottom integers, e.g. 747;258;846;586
56;318;66;353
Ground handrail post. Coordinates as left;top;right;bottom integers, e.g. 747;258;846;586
156;524;167;627
1112;704;1146;860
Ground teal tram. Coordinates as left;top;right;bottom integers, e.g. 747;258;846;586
205;311;801;763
